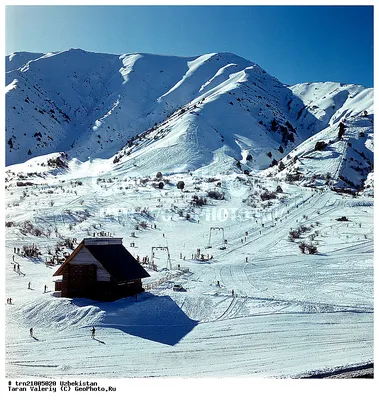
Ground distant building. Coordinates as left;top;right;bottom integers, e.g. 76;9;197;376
53;238;150;301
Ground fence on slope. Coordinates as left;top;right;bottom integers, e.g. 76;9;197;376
143;267;190;291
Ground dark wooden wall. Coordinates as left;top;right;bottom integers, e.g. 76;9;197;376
59;263;144;300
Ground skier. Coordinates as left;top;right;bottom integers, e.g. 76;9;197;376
28;282;31;290
44;285;47;293
91;326;96;339
232;289;235;297
30;328;33;337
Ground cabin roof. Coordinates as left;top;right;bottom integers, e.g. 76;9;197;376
53;239;150;282
86;244;150;282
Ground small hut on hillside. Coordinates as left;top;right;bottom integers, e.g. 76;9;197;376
53;238;150;301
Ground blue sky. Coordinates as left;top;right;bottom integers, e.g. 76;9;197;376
5;5;374;87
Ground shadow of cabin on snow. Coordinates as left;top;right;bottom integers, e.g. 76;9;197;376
72;293;199;345
53;238;150;301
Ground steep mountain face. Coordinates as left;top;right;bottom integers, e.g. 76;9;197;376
6;49;123;165
264;82;374;191
5;49;373;190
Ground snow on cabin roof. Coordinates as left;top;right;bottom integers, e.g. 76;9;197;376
53;238;150;282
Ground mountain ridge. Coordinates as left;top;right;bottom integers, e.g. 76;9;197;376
5;48;373;191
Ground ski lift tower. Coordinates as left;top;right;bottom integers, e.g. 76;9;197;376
151;246;173;270
206;227;225;249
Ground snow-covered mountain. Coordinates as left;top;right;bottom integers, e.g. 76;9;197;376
265;82;374;190
5;49;373;191
6;51;45;73
5;49;374;379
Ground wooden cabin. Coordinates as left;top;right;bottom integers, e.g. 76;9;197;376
53;238;150;301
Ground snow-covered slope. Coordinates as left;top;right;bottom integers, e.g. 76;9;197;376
6;49;373;185
290;82;373;126
7;49;297;167
6;51;45;72
5;163;373;378
6;49;122;165
263;82;374;191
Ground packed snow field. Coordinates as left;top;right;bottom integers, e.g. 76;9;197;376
5;163;373;378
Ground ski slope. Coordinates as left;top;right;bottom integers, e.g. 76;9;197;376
4;165;373;378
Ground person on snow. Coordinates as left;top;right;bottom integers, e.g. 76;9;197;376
91;327;96;339
30;328;33;337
